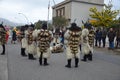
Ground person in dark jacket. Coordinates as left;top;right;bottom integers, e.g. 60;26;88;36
95;29;99;47
101;28;107;47
60;29;65;44
12;30;17;44
115;28;120;48
95;29;102;47
107;28;116;49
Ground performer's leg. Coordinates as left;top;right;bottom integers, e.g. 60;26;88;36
81;55;87;62
44;58;49;66
21;48;23;56
21;48;27;57
31;54;36;60
28;53;36;60
65;59;71;68
75;57;79;68
88;51;92;61
23;48;27;56
1;44;5;55
28;53;31;59
39;52;43;65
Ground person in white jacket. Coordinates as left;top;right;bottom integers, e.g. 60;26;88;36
64;23;82;68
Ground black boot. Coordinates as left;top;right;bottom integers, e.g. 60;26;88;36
30;54;36;60
44;58;49;66
39;52;43;65
28;54;36;60
65;59;71;68
75;58;79;68
28;54;31;59
81;55;87;62
21;48;27;57
88;52;92;61
1;45;5;55
21;48;24;56
22;48;27;57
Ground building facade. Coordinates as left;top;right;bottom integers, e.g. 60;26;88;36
52;0;104;27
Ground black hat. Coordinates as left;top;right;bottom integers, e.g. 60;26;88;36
42;23;47;30
69;23;81;31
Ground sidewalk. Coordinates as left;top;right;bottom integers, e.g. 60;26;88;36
95;38;120;55
0;47;8;80
94;47;120;55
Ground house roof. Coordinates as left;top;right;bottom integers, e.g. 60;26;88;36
52;0;104;9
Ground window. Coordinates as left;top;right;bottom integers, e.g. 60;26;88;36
56;7;65;17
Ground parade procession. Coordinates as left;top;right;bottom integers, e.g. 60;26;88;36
1;0;120;80
0;21;95;68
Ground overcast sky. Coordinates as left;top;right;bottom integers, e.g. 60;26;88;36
0;0;120;24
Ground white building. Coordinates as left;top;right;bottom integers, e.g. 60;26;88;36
52;0;104;27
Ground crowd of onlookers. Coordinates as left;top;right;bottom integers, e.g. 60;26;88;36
95;27;120;49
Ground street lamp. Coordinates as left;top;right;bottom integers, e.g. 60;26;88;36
18;13;29;24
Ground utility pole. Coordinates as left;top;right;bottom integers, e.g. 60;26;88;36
52;0;56;5
47;0;50;27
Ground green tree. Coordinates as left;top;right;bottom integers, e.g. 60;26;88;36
110;17;120;28
34;20;47;29
53;16;68;28
89;4;119;27
47;23;53;30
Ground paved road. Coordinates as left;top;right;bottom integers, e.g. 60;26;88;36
2;42;120;80
0;46;8;80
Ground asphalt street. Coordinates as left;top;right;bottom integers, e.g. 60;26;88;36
4;42;120;80
0;45;8;80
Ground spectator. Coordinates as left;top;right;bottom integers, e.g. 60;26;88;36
116;28;120;48
60;29;65;44
95;29;102;47
101;28;107;47
95;29;99;47
107;28;116;49
12;30;17;44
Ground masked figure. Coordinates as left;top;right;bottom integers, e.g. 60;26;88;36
26;25;36;60
19;25;28;57
81;23;94;61
64;23;82;68
36;23;53;66
0;24;6;55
